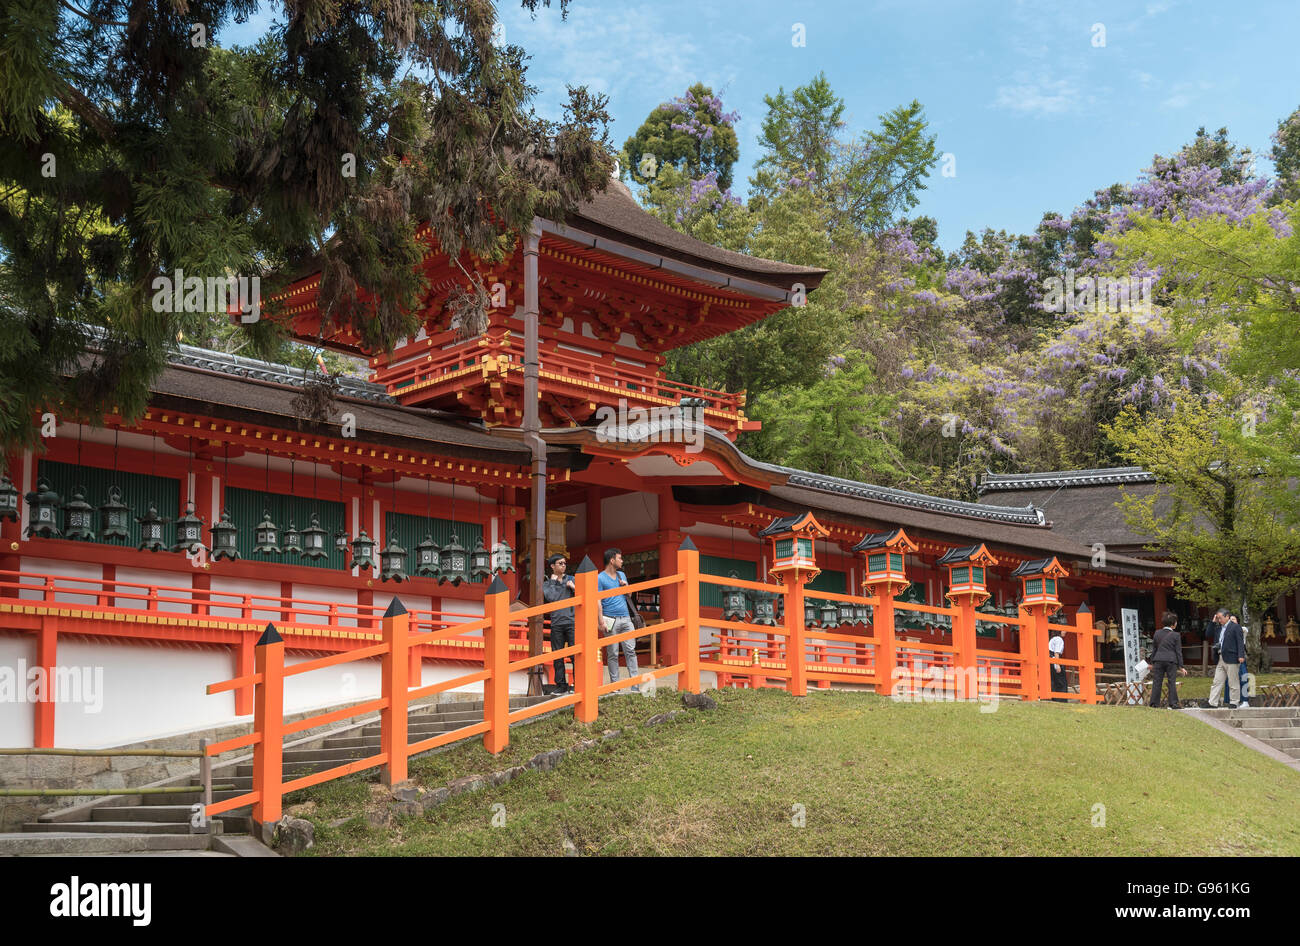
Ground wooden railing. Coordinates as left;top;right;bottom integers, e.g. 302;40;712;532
3;542;1100;832
373;335;746;415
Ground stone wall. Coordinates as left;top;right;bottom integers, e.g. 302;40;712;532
0;692;477;832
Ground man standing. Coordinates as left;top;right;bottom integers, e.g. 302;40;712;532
1208;608;1246;709
541;554;576;693
598;548;640;691
1148;610;1188;709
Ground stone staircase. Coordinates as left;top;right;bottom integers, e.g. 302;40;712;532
0;694;553;856
1202;706;1300;759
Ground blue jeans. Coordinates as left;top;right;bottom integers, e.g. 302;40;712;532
603;616;639;685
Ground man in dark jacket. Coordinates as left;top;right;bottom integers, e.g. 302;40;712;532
1148;611;1187;708
541;554;576;693
1207;608;1246;708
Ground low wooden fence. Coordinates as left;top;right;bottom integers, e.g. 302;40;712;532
201;540;1100;831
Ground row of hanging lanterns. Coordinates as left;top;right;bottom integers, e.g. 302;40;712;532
12;475;515;583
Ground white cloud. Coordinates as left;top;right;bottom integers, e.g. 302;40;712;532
992;76;1081;115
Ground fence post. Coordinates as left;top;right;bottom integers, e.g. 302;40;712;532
380;596;409;785
483;576;511;754
782;575;807;697
573;556;600;723
1034;608;1052;700
251;623;285;834
677;536;700;694
194;737;212;835
869;591;897;696
1017;606;1039;701
1075;603;1097;704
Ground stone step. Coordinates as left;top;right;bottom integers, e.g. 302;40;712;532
1223;706;1300;718
0;832;211;855
23;820;218;835
139;787;250;803
91;805;249;824
283;746;383;764
1266;737;1300;750
1235;726;1300;740
1230;715;1300;727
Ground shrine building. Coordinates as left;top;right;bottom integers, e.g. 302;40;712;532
0;178;1177;749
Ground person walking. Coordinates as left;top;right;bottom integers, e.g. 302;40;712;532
597;548;641;691
1047;631;1068;701
1148;610;1187;708
1207;608;1246;709
541;553;576;693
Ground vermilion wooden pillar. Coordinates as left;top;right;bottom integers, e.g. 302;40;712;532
34;616;57;747
235;630;256;716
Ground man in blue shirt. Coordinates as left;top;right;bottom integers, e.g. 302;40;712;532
598;548;640;691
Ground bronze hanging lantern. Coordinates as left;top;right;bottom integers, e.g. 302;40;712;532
301;513;329;560
210;508;240;561
415;535;441;578
25;478;62;538
751;589;778;626
253;509;280;555
440;533;468;585
0;472;19;523
98;486;130;541
349;529;376;571
819;599;839;628
803;597;821;628
136;501;168;552
721;573;749;621
380;537;409;582
469;537;491;582
63;486;96;542
491;538;515;574
282;519;303;556
169;500;205;554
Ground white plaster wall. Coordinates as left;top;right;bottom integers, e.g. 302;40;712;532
0;634;36;746
209;576;281;622
114;567;193;613
292;583;358;627
53;639;235;749
17;556;100;606
600;492;657;542
441;598;484;637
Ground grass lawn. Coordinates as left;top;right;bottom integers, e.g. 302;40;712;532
1166;672;1300;701
289;687;1300;857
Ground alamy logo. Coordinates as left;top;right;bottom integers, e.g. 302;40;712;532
151;268;261;323
0;660;103;713
890;664;1001;713
594;399;706;454
50;876;151;926
1041;270;1152;315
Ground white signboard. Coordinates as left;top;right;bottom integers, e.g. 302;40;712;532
1121;608;1143;703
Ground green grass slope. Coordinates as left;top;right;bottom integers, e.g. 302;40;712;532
293;688;1300;857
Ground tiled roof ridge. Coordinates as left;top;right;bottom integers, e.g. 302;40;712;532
978;467;1156;494
167;343;395;404
772;466;1047;526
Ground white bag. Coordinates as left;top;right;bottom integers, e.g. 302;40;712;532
1134;659;1150;680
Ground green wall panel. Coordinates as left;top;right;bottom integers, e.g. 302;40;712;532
36;460;180;550
384;511;485;580
699;554;757;609
224;486;345;569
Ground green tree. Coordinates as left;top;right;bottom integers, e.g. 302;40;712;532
750;72;845;203
1106;387;1300;673
619;83;739;193
0;0;612;459
1270;106;1300;204
756;353;908;482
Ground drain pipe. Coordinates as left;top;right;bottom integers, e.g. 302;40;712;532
522;220;547;696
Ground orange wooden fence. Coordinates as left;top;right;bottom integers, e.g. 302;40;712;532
200;538;1099;831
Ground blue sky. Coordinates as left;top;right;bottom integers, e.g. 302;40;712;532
221;0;1300;250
